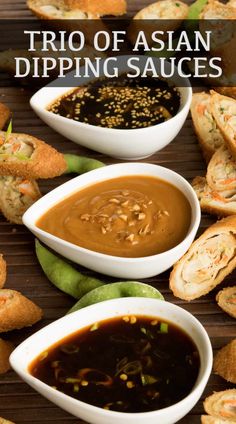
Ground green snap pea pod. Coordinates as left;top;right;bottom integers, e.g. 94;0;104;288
63;154;105;175
184;0;208;32
68;282;164;314
187;0;207;19
35;240;105;299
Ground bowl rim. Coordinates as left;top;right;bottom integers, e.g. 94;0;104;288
22;162;201;263
10;297;213;419
30;55;192;134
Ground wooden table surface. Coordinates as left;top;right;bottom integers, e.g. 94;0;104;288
0;1;235;423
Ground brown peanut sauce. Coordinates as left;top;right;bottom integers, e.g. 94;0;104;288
37;176;191;258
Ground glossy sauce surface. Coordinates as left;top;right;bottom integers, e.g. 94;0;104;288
29;315;200;413
48;75;181;129
37;176;192;258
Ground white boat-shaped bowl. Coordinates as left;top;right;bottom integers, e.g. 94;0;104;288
10;297;213;424
30;55;192;160
23;163;201;279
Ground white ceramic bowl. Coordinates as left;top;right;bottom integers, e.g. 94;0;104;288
10;297;213;424
30;55;192;160
23;163;201;279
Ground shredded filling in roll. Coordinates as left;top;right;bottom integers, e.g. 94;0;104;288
182;234;236;286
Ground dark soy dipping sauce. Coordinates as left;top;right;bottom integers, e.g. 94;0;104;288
29;316;200;413
48;75;181;129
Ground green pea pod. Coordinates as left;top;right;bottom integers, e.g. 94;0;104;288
63;154;105;175
187;0;207;19
184;0;208;32
35;240;104;299
67;282;164;314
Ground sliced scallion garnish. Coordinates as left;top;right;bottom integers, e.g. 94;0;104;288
160;323;168;333
5;119;12;142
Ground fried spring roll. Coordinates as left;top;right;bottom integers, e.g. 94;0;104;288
0;289;43;332
0;418;15;424
0;255;6;289
0;338;14;374
169;216;236;300
201;415;234;423
0;103;10;131
203;390;236;422
214;87;236;101
207;147;236;192
67;0;127;16
27;0;99;18
211;91;236;160
190;92;224;163
129;0;188;45
216;286;236;319
0;131;67;179
192;176;236;217
214;340;236;384
0;176;41;224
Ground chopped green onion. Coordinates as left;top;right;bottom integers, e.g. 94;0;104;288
73;383;79;392
5;119;12;142
39;351;48;361
15;153;30;161
90;322;99;331
140;327;147;335
141;373;159;386
122;360;142;376
160;323;168;333
65;377;81;384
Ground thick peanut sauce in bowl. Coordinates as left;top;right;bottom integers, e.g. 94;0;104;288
37;175;191;258
23;163;200;279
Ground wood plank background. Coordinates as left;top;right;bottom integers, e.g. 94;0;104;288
0;1;235;423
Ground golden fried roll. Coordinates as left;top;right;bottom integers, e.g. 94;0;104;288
27;0;98;18
0;131;67;179
192;176;236;217
129;0;189;45
214;87;236;101
216;286;236;318
0;338;14;374
228;0;236;7
191;92;225;163
0;255;6;289
0;103;10;131
67;0;127;16
207;147;236;192
0;176;41;224
214;340;236;384
200;0;236;49
169;216;236;301
0;289;43;332
0;418;15;424
26;0;108;44
211;91;236;160
204;390;236;421
201;415;234;424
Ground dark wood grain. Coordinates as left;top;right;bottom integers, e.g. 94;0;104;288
0;1;236;423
